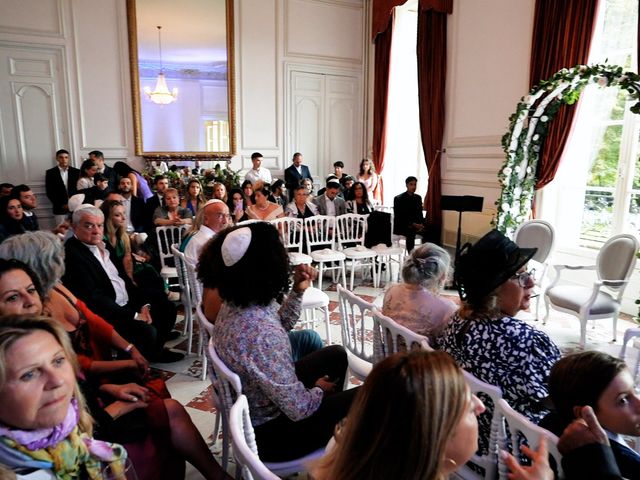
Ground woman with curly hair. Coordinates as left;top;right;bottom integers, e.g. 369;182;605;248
198;222;356;462
356;158;378;197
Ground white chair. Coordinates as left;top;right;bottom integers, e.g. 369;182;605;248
513;220;554;320
304;215;346;291
376;204;422;252
370;208;405;286
455;371;503;480
371;309;431;363
300;286;332;344
196;302;213;381
171;244;194;354
619;327;640;380
156;225;188;287
336;214;378;290
543;233;639;348
209;341;323;477
336;284;375;381
496;399;563;480
270;217;312;266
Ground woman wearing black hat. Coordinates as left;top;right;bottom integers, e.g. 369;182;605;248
436;229;561;451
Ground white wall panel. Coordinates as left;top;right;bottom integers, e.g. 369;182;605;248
0;0;64;38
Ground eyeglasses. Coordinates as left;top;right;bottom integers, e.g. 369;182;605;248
213;213;232;220
510;269;536;287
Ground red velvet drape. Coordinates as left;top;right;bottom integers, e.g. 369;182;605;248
529;0;599;190
417;0;452;243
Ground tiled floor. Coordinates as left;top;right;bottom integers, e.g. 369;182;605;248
154;273;640;479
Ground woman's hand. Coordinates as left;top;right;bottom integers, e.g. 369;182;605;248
314;376;337;394
503;436;553;480
100;383;150;403
129;347;150;377
104;399;148;420
292;264;318;293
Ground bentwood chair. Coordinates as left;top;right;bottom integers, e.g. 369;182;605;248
270;217;312;266
335;214;378;289
171;244;194;354
304;215;347;290
156;225;188;287
371;309;431;363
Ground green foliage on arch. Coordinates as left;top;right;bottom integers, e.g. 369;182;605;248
495;64;640;235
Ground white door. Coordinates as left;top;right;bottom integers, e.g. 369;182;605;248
289;70;362;187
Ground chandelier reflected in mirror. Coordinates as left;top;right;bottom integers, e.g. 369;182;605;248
144;25;178;105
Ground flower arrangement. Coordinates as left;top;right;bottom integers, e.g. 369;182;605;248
142;161;241;197
495;64;640;235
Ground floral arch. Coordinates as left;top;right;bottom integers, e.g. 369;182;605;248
495;64;640;235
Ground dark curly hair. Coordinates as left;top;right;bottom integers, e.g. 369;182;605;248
197;222;291;306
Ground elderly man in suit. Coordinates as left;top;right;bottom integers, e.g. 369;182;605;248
62;206;182;362
45;149;80;225
284;152;313;200
313;178;346;216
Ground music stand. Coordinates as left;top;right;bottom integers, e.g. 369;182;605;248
441;195;484;263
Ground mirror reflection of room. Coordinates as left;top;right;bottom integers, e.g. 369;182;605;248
135;0;230;153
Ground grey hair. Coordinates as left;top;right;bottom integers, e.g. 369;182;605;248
0;231;65;295
72;206;103;224
401;243;451;292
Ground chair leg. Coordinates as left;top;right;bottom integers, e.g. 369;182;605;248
322;306;331;344
349;264;355;291
318;263;324;291
579;318;587;350
542;297;550;325
612;313;619;343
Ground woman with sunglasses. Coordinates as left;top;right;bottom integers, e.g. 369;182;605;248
436;229;561;452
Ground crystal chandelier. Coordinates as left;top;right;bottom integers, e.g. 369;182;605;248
144;26;178;105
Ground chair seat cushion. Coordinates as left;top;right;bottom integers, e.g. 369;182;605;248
342;246;376;258
289;252;313;265
311;249;346;262
547;285;618;315
160;266;178;278
371;244;404;255
301;287;329;308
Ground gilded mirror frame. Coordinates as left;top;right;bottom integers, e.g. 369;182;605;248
126;0;236;159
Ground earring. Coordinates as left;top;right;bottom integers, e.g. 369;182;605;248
444;458;457;469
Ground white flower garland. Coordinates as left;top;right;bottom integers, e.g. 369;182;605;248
495;64;640;235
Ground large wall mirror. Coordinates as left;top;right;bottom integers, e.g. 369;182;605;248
127;0;236;159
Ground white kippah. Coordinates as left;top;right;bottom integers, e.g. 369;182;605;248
221;227;252;267
67;194;86;212
204;199;225;207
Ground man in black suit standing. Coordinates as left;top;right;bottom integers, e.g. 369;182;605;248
45;149;80;225
284;152;313;200
62;206;181;362
89;150;118;191
393;176;426;253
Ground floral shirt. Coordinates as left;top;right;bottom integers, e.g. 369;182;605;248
436;312;561;449
212;291;323;426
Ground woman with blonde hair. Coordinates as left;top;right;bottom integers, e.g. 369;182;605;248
313;350;485;479
212;182;228;203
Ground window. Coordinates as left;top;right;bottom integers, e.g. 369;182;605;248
204;120;229;152
540;0;639;248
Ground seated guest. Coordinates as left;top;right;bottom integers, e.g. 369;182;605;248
153;187;193;227
345;181;374;214
246;185;284;221
198;223;356;462
312;351;485;479
61;206;181;362
541;351;640;479
343;175;355;192
10;184;39;231
271;179;287;208
118;175;146;233
313;178;347;216
382;243;457;342
76;159;97;191
393;176;426;252
241;179;254;206
436;229;560;449
181;178;206;217
302;178;315;201
285;185;318;218
212;182;228;203
78;173;109;206
142;174;169;234
0;182;14;197
184;199;230;269
227;188;248;224
113;161;153;202
0;196;26;242
89;150;118;191
0;315;129;479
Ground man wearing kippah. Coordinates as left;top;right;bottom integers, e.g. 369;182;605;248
183;199;230;269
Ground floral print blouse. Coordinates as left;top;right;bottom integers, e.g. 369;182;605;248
212;291;323;426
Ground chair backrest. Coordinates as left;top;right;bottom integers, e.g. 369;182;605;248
208;340;243;419
462;370;503;480
229;395;280;480
336;284;376;364
237;219;263;226
596;233;639;287
336;213;367;247
304;215;338;252
185;259;203;306
513;220;554;264
496;399;563;479
156;225;187;267
371;309;431;363
171;244;191;308
270;217;305;253
196;302;214;339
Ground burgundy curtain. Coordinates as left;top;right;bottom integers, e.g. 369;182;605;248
417;0;452;244
529;0;599;190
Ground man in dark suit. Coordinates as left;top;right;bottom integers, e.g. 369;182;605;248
393;176;426;253
11;184;39;231
89;150;118;191
45;149;80;225
62;206;182;362
284;152;313;201
313;178;347;216
144;174;169;233
118;176;146;232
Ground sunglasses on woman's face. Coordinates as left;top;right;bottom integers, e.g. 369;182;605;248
510;269;536;287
